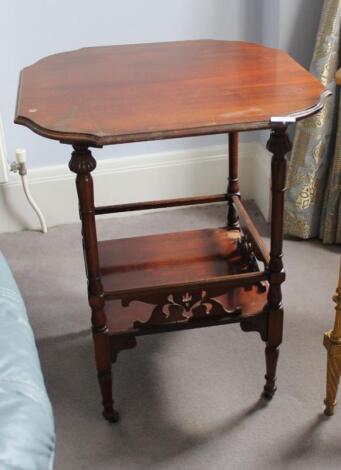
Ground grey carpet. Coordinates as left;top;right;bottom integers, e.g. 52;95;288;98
0;201;341;470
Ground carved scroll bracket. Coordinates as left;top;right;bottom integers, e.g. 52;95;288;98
237;232;267;294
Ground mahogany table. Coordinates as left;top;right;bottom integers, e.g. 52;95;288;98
15;40;328;422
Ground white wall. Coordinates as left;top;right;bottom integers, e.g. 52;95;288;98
261;0;324;65
279;0;324;68
0;141;272;232
261;0;281;48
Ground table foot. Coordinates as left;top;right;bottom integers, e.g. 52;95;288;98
324;399;337;416
262;384;277;400
103;407;120;423
263;342;280;400
324;398;339;416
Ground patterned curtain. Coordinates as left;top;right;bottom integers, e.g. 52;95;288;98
284;0;341;244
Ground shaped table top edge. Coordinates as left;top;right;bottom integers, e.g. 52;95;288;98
14;40;329;147
14;90;330;147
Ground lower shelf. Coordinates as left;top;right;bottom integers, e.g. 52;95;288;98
98;227;263;298
105;284;268;336
99;226;268;336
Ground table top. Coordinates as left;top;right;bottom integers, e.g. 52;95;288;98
15;40;326;147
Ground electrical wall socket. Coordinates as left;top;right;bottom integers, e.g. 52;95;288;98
0;115;9;184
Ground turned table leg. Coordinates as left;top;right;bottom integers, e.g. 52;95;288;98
69;144;119;423
324;262;341;416
263;127;292;399
227;132;240;229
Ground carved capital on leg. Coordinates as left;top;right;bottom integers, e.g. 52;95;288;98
69;144;97;175
266;127;292;157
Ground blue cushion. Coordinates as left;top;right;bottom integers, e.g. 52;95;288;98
0;252;55;469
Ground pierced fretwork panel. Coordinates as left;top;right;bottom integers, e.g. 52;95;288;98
132;290;242;329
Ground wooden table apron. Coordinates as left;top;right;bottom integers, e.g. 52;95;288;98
14;40;328;422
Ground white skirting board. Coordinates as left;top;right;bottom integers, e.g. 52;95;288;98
0;141;271;233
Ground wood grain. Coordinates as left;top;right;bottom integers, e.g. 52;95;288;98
98;227;245;295
15;40;326;146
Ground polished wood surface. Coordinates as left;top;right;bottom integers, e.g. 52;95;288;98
69;145;119;422
95;194;228;215
263;127;291;398
15;40;325;146
227;132;240;229
98;227;267;298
